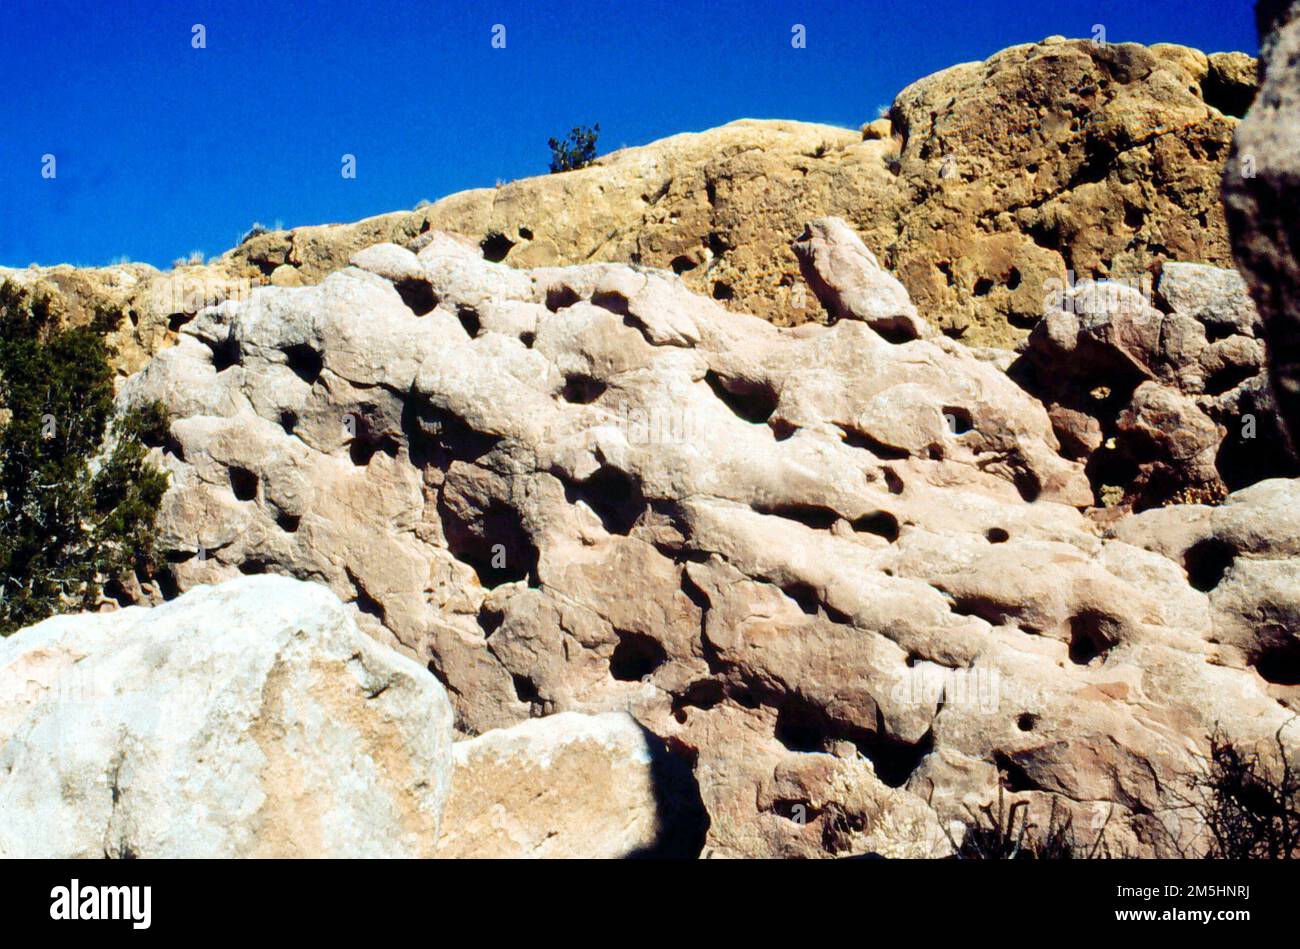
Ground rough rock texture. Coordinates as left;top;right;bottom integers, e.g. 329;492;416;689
5;38;1251;379
0;576;454;858
1013;261;1297;510
114;223;1299;857
437;711;708;858
1224;1;1300;448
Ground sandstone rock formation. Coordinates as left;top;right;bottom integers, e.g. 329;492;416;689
112;221;1299;857
0;576;454;858
1224;1;1300;448
6;36;1252;380
437;711;707;858
1013;260;1296;510
224;38;1250;349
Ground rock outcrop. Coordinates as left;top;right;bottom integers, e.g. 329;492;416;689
0;576;454;858
225;38;1249;349
112;221;1299;857
1223;1;1300;448
4;36;1253;377
1013;261;1296;510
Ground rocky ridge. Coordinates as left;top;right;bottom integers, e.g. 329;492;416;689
100;216;1300;857
1;36;1255;377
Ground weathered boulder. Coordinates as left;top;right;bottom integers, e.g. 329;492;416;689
1223;1;1300;448
437;711;707;858
0;576;454;858
111;223;1300;857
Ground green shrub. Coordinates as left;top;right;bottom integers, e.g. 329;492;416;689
0;280;169;635
547;124;600;173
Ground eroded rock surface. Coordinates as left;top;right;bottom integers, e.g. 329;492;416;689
1013;261;1296;510
0;576;454;858
113;223;1300;857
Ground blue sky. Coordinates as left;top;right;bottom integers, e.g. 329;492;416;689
0;0;1257;268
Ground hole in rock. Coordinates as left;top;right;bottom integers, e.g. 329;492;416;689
591;290;631;316
229;466;258;501
842;428;910;460
712;281;734;301
973;277;994;296
1255;637;1300;686
1184;537;1235;592
518;226;533;240
670;255;697;274
560;374;607;404
757;502;841;531
942;406;974;435
456;306;481;338
775;695;931;787
283;343;323;385
545;285;581;311
950;593;1013;626
477;604;505;637
1017;712;1038;732
851;511;900;541
520;331;535;348
237;559;270;575
394;278;437;316
279;410;298;435
1068;610;1120;665
1007;267;1022;291
779;581;850;623
479;231;515;263
986;527;1010;543
610;629;668;681
209;334;241;371
276;512;300;533
704;370;777;424
349;433;400;467
993;750;1044;793
439;496;539;587
883;467;905;494
512;673;541;706
167;312;193;332
672;679;725;715
564;467;646;535
403;398;500;469
868;727;934;788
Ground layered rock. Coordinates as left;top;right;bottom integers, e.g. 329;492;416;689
1223;1;1300;448
1012;260;1296;510
0;576;454;858
113;221;1299;857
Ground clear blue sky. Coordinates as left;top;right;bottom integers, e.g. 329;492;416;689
0;0;1258;268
